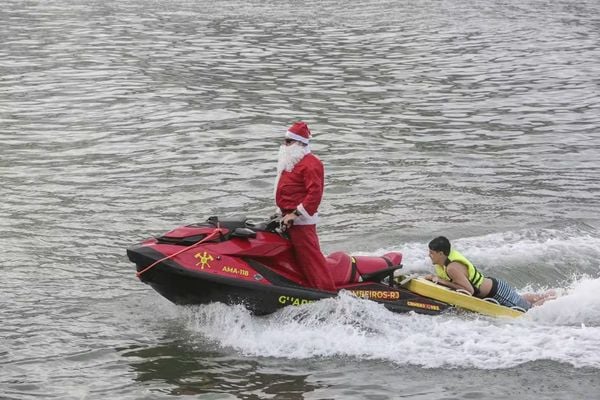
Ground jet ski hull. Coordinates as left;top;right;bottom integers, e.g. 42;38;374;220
128;244;449;316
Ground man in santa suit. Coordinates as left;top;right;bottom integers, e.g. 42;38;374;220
275;121;336;292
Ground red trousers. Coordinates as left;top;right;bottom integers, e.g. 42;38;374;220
288;224;336;292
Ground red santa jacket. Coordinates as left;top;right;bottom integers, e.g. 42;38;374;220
276;153;324;225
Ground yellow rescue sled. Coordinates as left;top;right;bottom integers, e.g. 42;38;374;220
402;278;524;318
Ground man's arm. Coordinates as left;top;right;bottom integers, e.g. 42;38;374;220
444;262;475;295
299;160;324;216
425;274;471;292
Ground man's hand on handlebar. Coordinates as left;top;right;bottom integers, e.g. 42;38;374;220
280;212;298;231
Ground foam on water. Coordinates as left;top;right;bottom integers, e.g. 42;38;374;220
180;275;600;369
527;276;600;326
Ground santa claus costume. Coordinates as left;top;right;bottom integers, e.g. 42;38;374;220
275;121;336;291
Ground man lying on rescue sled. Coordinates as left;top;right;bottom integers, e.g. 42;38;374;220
425;236;555;310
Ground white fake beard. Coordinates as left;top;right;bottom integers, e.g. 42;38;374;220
274;143;310;202
277;142;309;173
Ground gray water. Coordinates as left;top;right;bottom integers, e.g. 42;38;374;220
2;0;600;399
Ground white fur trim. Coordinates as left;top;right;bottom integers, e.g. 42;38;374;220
286;131;310;144
294;203;319;225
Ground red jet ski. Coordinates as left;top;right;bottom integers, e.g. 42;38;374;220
127;216;449;315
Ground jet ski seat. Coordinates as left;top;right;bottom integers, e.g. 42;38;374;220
326;251;403;286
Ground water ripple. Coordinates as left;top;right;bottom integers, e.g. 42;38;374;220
2;0;600;398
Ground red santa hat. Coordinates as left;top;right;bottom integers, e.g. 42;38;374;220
285;121;312;144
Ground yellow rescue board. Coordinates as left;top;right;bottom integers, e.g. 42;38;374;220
404;278;524;318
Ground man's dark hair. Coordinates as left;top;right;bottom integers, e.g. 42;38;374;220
428;236;451;256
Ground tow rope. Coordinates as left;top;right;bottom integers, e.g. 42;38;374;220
136;227;223;278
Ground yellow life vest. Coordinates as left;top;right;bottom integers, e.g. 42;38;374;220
434;249;485;290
